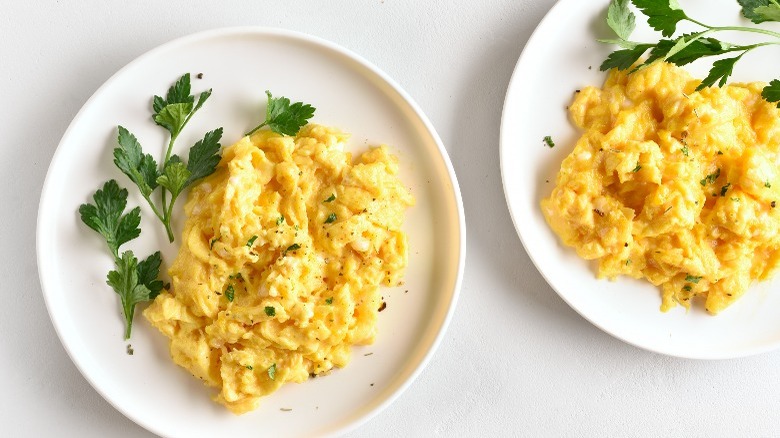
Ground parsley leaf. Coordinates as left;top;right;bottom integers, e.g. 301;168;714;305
646;35;733;68
106;251;161;340
696;55;743;90
543;136;555;148
325;213;337;224
324;194;336;203
136;251;164;299
738;0;780;23
246;91;316;136
247;235;258;247
186;128;223;185
154;103;192;139
607;0;636;41
631;0;688;38
762;80;780;107
600;44;654;71
78;180;141;259
265;306;276;317
114;126;159;197
152;73;212;139
156;155;191;201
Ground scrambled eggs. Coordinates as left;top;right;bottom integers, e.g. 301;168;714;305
542;62;780;314
144;124;414;413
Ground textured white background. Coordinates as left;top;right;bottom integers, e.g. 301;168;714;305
4;0;780;436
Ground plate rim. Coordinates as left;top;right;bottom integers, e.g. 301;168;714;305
36;26;466;436
499;0;780;360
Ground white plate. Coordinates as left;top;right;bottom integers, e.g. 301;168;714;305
37;28;465;437
501;0;780;359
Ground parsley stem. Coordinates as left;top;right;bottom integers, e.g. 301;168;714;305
124;311;133;340
245;121;267;137
142;194;165;223
162;192;180;242
710;26;780;40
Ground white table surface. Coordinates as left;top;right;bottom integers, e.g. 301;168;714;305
6;0;780;436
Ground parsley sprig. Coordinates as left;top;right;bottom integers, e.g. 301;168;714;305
116;74;223;242
246;91;316;136
600;0;780;105
79;180;163;339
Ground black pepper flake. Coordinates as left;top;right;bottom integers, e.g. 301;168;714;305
364;352;373;356
772;201;777;208
196;73;203;79
378;301;387;312
624;242;628;247
280;408;292;412
575;89;581;93
370;383;374;387
126;344;134;355
594;209;605;217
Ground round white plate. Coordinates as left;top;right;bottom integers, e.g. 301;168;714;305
37;28;465;437
501;0;780;359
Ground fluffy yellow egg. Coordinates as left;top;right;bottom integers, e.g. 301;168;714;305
144;124;414;414
542;62;780;314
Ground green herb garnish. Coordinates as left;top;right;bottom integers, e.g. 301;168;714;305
265;306;276;317
247;235;258;247
766;181;773;188
246;91;316;136
116;74;222;242
225;284;235;302
106;250;164;340
268;363;277;380
700;168;721;186
600;0;780;106
720;182;731;196
79;180;162;339
78;180;141;260
685;274;703;283
632;164;642;172
246;365;253;370
325;297;334;305
324;213;337;224
283;243;301;256
543;136;556;148
324;194;336;203
276;216;285;225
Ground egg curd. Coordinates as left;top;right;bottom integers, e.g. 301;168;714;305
542;62;780;314
144;124;414;413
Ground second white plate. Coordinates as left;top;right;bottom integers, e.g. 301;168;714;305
501;0;780;359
